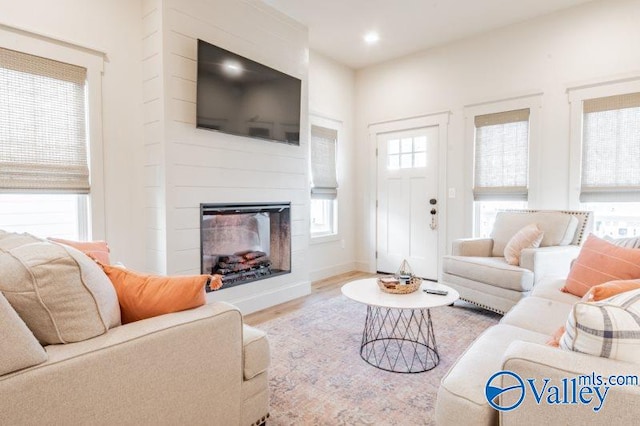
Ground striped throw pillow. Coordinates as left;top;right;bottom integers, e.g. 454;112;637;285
562;234;640;297
607;235;640;249
560;288;640;362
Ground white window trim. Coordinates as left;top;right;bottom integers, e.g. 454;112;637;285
309;112;342;243
567;76;640;210
463;93;543;236
0;24;106;240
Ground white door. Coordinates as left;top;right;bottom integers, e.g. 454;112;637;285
376;126;440;280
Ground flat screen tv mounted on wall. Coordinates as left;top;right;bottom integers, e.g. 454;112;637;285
196;39;301;145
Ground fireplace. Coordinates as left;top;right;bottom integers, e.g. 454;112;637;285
200;202;291;290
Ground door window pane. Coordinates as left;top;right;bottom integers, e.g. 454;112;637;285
388;139;400;154
386;135;429;170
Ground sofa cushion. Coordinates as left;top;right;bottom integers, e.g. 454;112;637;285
443;256;534;292
436;324;548;425
530;277;580;304
563;235;640;297
492;211;578;257
560;289;640;362
243;325;270;380
0;292;47;375
0;241;121;344
504;223;544;265
500;296;573;335
100;263;210;324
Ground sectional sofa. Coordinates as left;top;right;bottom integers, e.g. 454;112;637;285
436;270;640;424
0;231;270;425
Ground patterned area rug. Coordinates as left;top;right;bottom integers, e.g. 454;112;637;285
259;294;501;425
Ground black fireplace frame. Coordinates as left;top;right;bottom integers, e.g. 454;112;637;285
200;201;292;290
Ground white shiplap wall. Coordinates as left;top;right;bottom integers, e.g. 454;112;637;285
142;0;168;275
144;0;311;313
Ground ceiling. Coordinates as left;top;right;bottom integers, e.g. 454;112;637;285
263;0;596;69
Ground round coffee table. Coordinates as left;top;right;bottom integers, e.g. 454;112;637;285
341;278;459;373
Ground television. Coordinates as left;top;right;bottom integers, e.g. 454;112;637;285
196;39;302;145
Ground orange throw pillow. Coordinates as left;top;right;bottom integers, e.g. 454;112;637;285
584;279;640;302
100;264;215;324
48;238;111;264
562;235;640;297
546;326;565;347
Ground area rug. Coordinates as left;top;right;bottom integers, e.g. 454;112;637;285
258;294;501;425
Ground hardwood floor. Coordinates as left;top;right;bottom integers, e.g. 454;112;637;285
243;270;375;326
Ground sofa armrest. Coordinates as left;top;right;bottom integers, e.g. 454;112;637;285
0;302;245;425
500;341;640;425
519;245;580;282
451;238;494;257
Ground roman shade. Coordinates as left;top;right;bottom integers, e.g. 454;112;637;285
0;47;89;193
473;109;530;201
310;124;338;199
580;92;640;202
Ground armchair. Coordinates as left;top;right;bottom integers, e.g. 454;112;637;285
441;210;592;314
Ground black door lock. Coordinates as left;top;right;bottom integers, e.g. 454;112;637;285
429;199;437;205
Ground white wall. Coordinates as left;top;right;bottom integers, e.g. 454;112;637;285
0;0;146;270
308;51;357;280
144;0;311;313
354;0;640;271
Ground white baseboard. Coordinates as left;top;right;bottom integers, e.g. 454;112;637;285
207;280;311;315
309;261;357;282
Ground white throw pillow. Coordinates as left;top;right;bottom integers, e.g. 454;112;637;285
503;224;544;265
0;291;47;375
0;240;121;345
560;288;640;362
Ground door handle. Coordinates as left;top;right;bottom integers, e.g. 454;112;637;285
429;204;438;230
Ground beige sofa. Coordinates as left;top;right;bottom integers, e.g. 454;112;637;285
0;301;271;426
442;210;592;314
435;276;640;425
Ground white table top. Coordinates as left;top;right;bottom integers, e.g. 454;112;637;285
341;278;459;309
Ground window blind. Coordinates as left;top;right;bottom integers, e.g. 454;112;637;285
580;92;640;202
0;47;89;193
473;109;530;201
310;125;338;200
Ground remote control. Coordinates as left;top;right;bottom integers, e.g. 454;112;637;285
423;288;448;296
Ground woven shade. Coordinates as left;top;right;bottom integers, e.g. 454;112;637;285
473;109;530;201
581;93;640;202
0;47;89;193
310;125;337;200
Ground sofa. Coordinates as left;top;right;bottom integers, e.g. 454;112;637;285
441;210;592;314
435;276;640;425
0;231;270;426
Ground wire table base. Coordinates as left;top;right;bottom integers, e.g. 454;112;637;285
359;306;439;373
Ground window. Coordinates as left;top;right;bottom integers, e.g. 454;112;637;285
387;136;427;169
472;109;530;236
0;47;90;239
577;91;640;237
310;124;338;237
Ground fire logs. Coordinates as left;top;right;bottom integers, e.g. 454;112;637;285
213;250;271;276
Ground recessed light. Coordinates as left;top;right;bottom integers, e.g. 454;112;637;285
364;31;380;45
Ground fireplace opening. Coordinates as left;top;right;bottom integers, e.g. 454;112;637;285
200;202;291;290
